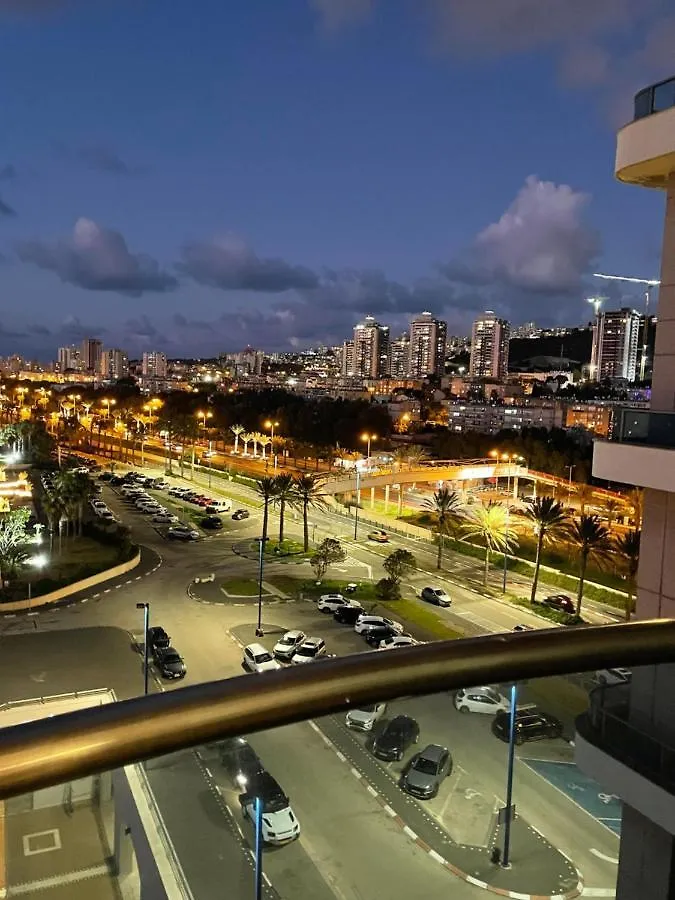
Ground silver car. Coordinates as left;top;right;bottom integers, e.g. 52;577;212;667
400;744;452;799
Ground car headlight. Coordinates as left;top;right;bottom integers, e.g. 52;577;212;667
236;775;247;787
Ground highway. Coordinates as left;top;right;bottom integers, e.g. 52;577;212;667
4;454;621;899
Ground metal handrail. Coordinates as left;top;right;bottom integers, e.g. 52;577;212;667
0;620;674;800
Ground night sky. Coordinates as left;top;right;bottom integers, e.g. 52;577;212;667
0;0;672;359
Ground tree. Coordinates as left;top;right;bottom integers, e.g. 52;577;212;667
57;470;93;537
293;474;327;552
310;538;347;582
383;548;417;584
575;483;595;516
423;487;464;569
462;501;516;587
271;473;296;544
568;515;613;618
603;497;623;528
523;497;571;603
615;529;641;621
254;476;277;545
230;424;244;453
375;577;401;602
0;507;31;587
241;431;254;456
628;487;644;528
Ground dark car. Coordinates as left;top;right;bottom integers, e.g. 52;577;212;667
147;626;170;651
492;706;563;745
153;646;186;680
220;738;265;790
110;475;125;485
401;744;452;798
201;515;223;530
365;625;400;647
98;472;113;482
372;715;420;761
334;604;364;625
543;594;575;615
232;508;250;520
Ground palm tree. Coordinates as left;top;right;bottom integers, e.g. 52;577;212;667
628;487;644;529
462;501;516;587
404;446;429;470
615;529;641;621
251;432;263;458
272;473;296;544
423;487;464;569
575;483;595;516
523;497;571;603
255;476;277;545
231;424;245;454
603;497;623;528
293;474;327;552
241;432;253;456
259;435;272;461
59;470;93;536
568;515;613;618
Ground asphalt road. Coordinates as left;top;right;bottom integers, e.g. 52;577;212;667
0;454;621;900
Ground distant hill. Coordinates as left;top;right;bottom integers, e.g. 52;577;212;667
509;329;592;369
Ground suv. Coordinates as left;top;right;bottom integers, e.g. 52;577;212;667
273;630;306;661
147;626;170;651
492;706;563;744
420;587;451;607
345;701;386;732
364;625;400;647
292;637;327;664
372;715;420;761
401;744;451;798
334;604;364;625
243;643;281;674
542;594;575;615
220;738;265;790
239;772;300;844
318;594;362;614
354;615;403;636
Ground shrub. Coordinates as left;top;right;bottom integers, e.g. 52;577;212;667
375;577;401;602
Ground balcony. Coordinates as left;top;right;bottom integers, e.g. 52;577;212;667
593;409;675;491
616;75;675;188
576;685;675;835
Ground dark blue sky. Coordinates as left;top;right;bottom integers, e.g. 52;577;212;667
0;0;672;358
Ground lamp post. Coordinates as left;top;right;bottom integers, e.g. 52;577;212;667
255;537;269;637
361;432;377;460
27;554;48;606
567;465;575;501
264;419;279;444
502;507;510;594
136;602;150;695
501;682;519;868
254;795;264;900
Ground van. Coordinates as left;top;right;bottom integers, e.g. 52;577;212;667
206;499;231;513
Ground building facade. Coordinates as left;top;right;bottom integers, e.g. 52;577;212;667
341;340;355;377
388;334;410;378
142;351;168;379
590;308;642;382
408;312;446;377
57;345;82;373
81;338;103;374
469;311;510;380
100;348;130;380
352;316;389;379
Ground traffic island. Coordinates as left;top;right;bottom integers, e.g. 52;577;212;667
189;577;289;605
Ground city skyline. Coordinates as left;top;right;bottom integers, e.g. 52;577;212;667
0;1;670;358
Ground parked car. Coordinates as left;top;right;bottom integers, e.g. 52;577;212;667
98;472;113;482
454;686;509;715
595;667;632;685
367;529;389;543
206;499;232;513
543;594;575;615
168;487;190;497
152;513;179;525
239;772;300;844
167;525;199;541
378;635;419;650
232;508;250;521
400;744;451;798
149;479;169;489
512;624;534;632
220;737;265;789
365;625;401;647
291;637;327;664
372;715;420;761
273;630;306;661
147;626;170;650
153;646;186;680
200;515;223;530
345;701;387;732
492;706;563;744
242;643;281;674
420;587;451;607
334;604;364;625
317;593;359;613
354;615;403;636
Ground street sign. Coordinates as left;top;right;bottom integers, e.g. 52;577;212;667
498;804;516;825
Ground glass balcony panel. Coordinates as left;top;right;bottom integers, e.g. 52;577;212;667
611;408;675;447
652;79;675;113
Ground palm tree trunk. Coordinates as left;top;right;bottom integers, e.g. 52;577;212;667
576;553;588;618
279;499;285;544
436;531;443;569
484;548;490;587
262;498;269;543
303;498;309;552
625;587;633;622
530;532;544;603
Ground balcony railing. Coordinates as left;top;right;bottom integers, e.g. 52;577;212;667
634;76;675;120
0;619;674;800
577;683;675;793
608;408;675;448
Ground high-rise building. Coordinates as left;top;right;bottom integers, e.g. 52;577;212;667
469;311;510;380
590;308;641;382
388;334;410;378
341;340;355;377
581;73;675;900
81;338;102;373
100;349;129;380
408;312;446;377
142;351;168;379
57;345;82;373
352;316;389;379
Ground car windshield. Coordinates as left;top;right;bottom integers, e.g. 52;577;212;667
296;646;316;657
413;757;438;774
261;792;289;814
164;654;181;665
254;652;273;664
356;704;378;712
279;635;295;646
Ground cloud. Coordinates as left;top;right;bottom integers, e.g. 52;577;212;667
309;0;374;31
76;145;147;176
0;196;15;217
179;234;319;293
58;315;108;339
26;323;51;335
17;218;178;296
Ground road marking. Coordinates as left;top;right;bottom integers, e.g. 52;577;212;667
103;589;111;594
402;825;417;840
335;750;346;762
590;849;619;864
366;785;378;797
350;767;362;780
428;849;445;865
581;890;616;897
382;804;396;817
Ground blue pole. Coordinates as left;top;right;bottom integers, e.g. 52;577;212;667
353;468;360;540
502;682;518;867
254;795;263;900
256;539;265;637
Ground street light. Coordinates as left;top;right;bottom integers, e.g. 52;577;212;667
361;432;377;459
101;397;116;418
255;537;269;637
196;410;213;428
353;467;362;540
27;554;48;604
136;602;150;695
501;682;519;868
264;419;279;443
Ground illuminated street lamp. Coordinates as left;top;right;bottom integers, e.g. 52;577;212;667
27;554;49;604
101;397;116;419
264;419;279;443
361;432;377;459
196;409;213;429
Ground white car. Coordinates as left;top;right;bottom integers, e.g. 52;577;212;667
152;513;179;525
354;615;403;636
378;635;419;650
167;525;199;541
317;593;357;613
239;772;300;844
242;643;281;674
345;701;387;731
273;630;306;661
207;499;232;513
454;686;510;715
595;667;632;685
138;504;162;514
291;637;327;664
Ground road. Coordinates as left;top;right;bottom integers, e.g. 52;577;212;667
4;453;621;899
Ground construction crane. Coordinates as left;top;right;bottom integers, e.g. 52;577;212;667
593;272;661;381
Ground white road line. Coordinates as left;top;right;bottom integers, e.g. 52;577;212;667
335;751;346;762
428;849;445;865
590;848;619;864
382;804;397;817
103;589;111;594
402;825;417;840
366;785;378;797
204;767;212;778
581;890;616;897
350;767;362;780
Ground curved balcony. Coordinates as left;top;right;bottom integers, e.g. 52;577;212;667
616;76;675;188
